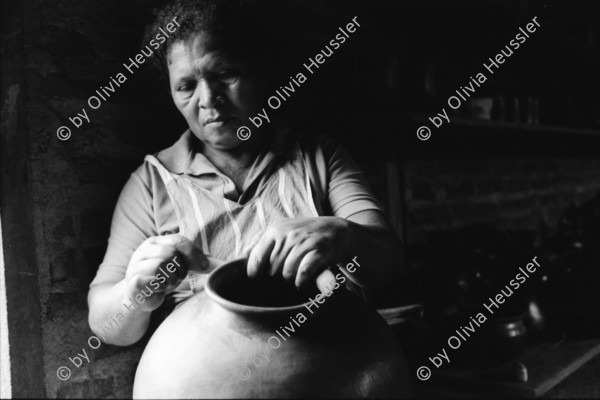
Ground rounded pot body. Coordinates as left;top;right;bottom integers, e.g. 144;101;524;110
133;259;411;398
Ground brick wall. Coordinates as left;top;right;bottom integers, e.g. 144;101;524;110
23;0;177;397
403;158;600;244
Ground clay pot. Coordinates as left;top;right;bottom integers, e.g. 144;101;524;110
133;258;411;398
472;316;528;365
447;315;528;367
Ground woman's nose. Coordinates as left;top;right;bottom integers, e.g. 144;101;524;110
197;80;222;108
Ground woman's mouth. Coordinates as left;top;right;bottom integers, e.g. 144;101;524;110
204;116;235;126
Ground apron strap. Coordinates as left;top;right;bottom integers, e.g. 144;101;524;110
296;143;320;218
185;185;210;254
222;199;243;257
304;162;320;217
277;169;295;218
145;154;207;298
144;155;175;185
144;156;186;238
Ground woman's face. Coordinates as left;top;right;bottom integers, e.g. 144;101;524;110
167;32;266;150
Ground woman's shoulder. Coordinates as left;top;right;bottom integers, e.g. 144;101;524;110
131;129;191;184
294;131;340;159
293;131;352;199
295;131;349;170
131;157;163;188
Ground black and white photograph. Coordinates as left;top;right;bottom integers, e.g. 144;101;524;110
1;0;599;398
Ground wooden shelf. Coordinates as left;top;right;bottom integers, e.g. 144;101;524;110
410;114;600;137
427;340;600;398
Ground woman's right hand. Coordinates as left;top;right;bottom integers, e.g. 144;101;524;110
124;234;207;312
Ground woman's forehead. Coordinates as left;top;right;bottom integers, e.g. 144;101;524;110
167;32;244;66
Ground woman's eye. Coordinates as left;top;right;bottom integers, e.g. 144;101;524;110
218;70;239;83
177;82;195;92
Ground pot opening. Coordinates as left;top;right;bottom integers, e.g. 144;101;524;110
206;258;320;312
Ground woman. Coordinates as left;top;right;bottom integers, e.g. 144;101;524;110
88;0;403;349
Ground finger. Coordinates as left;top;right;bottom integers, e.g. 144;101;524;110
127;257;172;279
160;257;189;282
155;234;209;272
132;241;190;279
131;243;178;266
294;249;334;288
316;269;337;295
154;234;195;257
241;228;266;258
282;242;317;282
129;273;168;294
139;291;167;312
129;236;165;265
150;291;166;304
247;233;276;279
268;237;292;277
133;258;187;287
151;233;188;247
153;234;201;261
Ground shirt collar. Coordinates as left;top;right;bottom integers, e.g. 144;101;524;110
156;127;294;179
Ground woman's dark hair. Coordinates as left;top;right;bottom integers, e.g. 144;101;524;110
143;0;272;80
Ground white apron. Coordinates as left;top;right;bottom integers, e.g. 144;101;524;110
144;140;320;303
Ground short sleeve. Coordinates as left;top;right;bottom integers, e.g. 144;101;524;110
304;135;384;219
90;169;158;286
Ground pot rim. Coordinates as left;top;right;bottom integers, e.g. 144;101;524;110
205;258;316;315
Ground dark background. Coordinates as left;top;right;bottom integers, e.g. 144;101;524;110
1;0;599;397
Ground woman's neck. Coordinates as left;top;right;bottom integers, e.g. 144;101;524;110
196;130;270;191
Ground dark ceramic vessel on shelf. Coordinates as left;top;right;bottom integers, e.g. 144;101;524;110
443;314;528;368
134;258;411;398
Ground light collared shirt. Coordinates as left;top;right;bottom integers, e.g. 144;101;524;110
91;128;383;285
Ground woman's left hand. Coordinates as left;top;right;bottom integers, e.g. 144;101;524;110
244;217;350;289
